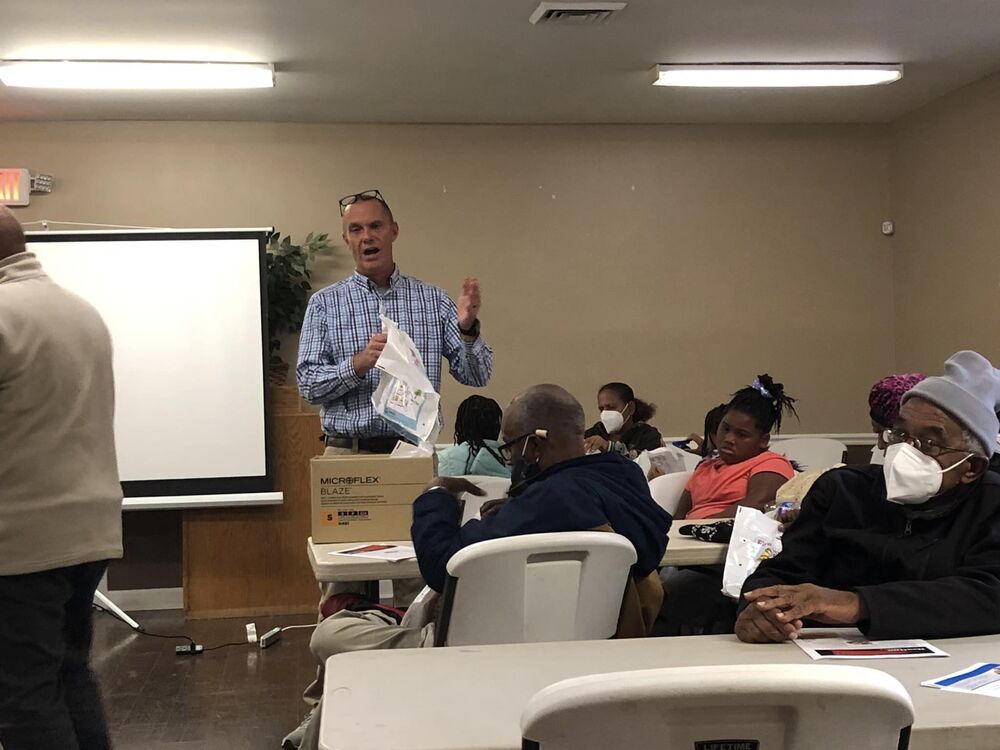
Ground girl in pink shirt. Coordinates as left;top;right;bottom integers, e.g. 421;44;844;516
675;374;797;520
658;374;798;636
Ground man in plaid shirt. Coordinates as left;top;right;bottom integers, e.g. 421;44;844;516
297;189;494;455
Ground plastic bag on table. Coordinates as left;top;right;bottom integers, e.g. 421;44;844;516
721;506;782;599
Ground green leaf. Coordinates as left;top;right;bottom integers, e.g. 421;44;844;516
265;227;333;344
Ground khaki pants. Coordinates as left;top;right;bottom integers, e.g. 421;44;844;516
301;443;426;705
322;445;364;457
299;609;433;750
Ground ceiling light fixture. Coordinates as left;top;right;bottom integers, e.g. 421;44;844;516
0;60;275;90
650;63;903;88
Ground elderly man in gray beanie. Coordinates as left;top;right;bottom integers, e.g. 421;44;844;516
735;349;1000;643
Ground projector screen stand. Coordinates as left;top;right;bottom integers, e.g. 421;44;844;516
94;571;142;636
94;589;142;631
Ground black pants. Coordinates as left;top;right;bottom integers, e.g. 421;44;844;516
0;560;112;750
655;565;737;636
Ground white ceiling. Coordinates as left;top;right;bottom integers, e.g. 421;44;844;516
2;0;1000;124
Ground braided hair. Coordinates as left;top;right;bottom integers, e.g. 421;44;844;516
598;382;657;423
727;374;798;434
454;395;504;474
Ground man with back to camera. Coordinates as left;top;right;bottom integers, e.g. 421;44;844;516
736;350;1000;643
296;188;493;456
0;206;123;749
286;384;671;750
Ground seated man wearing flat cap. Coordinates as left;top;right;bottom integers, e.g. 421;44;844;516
737;350;1000;643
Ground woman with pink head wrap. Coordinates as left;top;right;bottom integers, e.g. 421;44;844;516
868;373;926;461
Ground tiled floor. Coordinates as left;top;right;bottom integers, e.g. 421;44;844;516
92;608;319;749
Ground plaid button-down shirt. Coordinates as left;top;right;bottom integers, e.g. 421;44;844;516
296;267;493;438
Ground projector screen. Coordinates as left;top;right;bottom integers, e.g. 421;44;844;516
26;229;278;508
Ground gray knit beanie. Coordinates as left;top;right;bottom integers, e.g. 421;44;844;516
902;350;1000;457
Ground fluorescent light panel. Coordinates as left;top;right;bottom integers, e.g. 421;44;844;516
651;64;903;88
0;60;274;89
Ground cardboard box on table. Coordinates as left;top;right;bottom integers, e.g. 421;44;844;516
310;454;434;543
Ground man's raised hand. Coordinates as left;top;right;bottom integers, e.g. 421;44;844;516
457;277;481;331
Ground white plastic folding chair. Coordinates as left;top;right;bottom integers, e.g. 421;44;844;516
435;532;636;647
398;583;436;629
521;663;914;750
402;473;510;630
771;437;847;470
458;474;511;524
681;451;702;472
647;471;693;516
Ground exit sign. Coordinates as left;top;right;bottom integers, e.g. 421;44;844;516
0;168;31;206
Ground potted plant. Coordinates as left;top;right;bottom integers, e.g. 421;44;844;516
266;230;331;385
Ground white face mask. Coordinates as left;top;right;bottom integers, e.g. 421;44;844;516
599;409;624;434
882;443;972;505
870;446;886;465
600;402;632;434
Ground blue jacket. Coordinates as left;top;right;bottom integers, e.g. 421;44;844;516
411;452;672;592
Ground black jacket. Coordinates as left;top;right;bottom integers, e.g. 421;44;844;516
585;421;663;455
742;465;1000;640
411;452;672;593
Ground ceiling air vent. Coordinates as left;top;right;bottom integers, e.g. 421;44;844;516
529;2;627;25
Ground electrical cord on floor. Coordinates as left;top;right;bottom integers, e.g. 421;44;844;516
203;641;250;652
93;603;247;653
93;603;194;644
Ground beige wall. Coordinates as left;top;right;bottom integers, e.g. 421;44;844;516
3;121;893;436
890;72;1000;374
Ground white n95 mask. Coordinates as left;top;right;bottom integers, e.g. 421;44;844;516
599;409;625;434
882;442;971;505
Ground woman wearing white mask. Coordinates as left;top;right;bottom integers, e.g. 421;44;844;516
583;382;662;458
